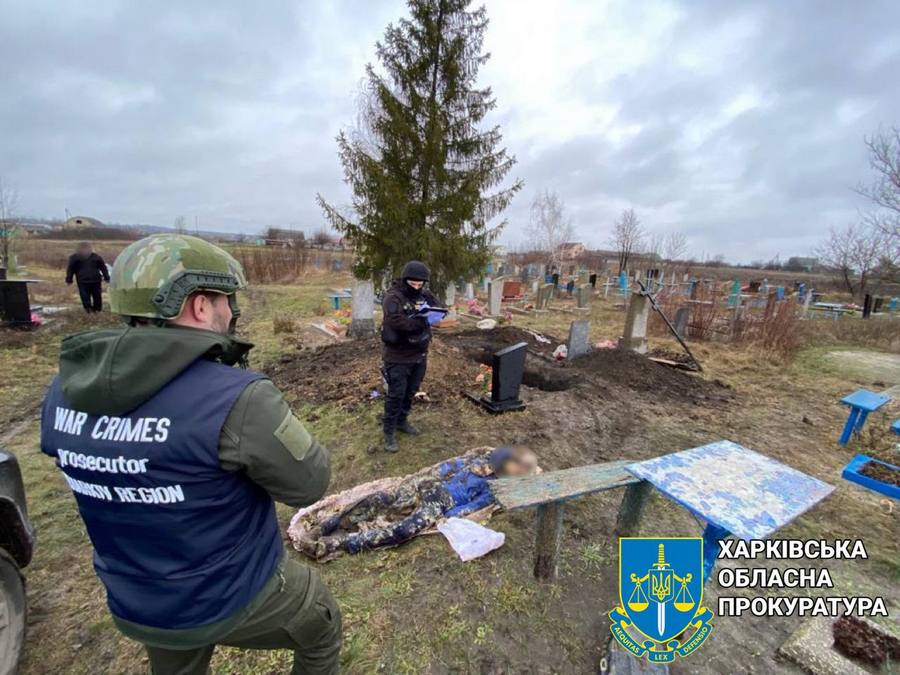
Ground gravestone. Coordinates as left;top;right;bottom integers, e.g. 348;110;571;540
465;282;475;300
537;283;554;310
483;276;491;293
477;342;527;413
673;306;690;339
531;280;539;297
502;280;522;299
619;292;650;353
445;282;456;307
0;279;38;327
802;290;813;318
589;273;597;288
873;297;884;314
551;272;560;288
488;278;503;316
347;279;376;339
576;284;592;310
567;320;591;360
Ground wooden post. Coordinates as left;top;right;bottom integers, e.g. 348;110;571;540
533;501;564;580
614;481;652;538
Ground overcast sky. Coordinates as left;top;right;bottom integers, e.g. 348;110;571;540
2;0;899;262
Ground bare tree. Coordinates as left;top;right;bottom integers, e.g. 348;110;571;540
0;177;19;271
173;215;187;233
816;222;893;298
857;127;900;239
526;189;574;273
663;231;688;262
609;208;644;274
644;231;664;261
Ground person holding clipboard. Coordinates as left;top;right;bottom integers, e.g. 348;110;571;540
379;260;446;452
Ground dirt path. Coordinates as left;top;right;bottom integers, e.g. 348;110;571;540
824;350;900;386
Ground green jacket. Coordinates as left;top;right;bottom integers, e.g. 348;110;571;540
57;324;330;647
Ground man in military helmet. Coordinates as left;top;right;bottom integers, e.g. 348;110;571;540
380;260;445;452
40;234;341;674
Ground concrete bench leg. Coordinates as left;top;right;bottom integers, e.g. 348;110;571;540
533;502;564;580
614;481;651;538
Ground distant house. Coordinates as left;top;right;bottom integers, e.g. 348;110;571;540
785;256;819;272
61;216;104;230
559;242;585;260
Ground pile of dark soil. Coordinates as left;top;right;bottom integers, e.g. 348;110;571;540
859;459;900;486
265;337;481;409
442;326;579;392
448;326;561;357
832;615;900;668
573;348;731;405
267;326;731;410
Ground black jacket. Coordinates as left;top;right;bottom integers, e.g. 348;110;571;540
381;280;440;364
66;252;110;285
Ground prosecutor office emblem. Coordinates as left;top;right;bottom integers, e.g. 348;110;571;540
609;538;713;663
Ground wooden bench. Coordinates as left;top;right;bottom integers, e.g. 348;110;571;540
490;460;651;580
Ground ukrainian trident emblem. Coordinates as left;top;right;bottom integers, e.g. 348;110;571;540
609;538;713;662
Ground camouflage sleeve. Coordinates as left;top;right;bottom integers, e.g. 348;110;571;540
219;379;331;508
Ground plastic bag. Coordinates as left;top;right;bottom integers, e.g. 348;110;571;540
437;517;505;562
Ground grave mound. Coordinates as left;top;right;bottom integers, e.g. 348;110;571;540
833;615;900;669
267;326;731;410
265;336;478;409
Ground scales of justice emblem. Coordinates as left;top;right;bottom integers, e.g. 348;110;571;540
609;538;714;663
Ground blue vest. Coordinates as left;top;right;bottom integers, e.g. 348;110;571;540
40;359;282;629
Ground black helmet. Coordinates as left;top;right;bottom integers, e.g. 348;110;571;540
401;260;430;282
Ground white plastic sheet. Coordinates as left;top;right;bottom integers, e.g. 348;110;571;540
437;517;505;562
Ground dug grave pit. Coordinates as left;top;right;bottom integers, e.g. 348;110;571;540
266;326;732;413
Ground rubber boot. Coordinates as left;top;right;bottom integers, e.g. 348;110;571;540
384;431;399;453
397;421;420;436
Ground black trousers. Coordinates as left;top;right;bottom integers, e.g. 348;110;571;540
383;359;427;433
77;282;103;312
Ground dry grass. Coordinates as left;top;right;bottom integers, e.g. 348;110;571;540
5;274;900;674
799;316;900;353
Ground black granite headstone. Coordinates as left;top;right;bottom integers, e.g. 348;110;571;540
0;280;35;326
478;341;527;413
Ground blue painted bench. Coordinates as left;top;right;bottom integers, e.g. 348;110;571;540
490;460;648;580
628;441;834;582
838;389;891;446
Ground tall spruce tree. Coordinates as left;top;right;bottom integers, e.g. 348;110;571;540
317;0;522;294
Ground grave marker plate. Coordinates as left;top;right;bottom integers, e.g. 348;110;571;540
347;279;375;339
488;277;504;315
567;320;591;360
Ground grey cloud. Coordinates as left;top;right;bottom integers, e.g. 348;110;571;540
1;0;898;261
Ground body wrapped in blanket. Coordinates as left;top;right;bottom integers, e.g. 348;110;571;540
288;447;539;560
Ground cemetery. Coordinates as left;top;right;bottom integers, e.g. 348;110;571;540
1;1;899;672
2;249;899;674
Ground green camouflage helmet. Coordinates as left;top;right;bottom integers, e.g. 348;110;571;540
109;234;247;319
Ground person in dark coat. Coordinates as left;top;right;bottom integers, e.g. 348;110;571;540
380;260;444;452
65;242;110;313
